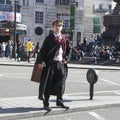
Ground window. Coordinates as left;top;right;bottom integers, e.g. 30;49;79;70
0;0;12;12
36;0;44;3
57;13;70;29
6;0;11;4
99;4;103;10
77;32;81;45
0;0;5;4
61;0;69;4
109;4;112;10
27;0;29;6
55;0;70;5
23;0;25;6
35;11;43;23
93;17;101;33
93;5;95;11
57;13;60;19
23;0;29;6
64;20;69;29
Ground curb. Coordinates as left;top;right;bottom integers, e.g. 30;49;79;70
1;96;120;120
1;102;120;120
0;63;33;67
0;63;120;70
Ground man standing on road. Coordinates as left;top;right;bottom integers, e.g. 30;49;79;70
26;39;33;62
36;19;71;111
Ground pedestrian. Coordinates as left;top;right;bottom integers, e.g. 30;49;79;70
26;39;33;62
1;42;6;58
36;19;71;111
16;41;23;62
31;42;39;58
5;41;10;58
0;43;2;57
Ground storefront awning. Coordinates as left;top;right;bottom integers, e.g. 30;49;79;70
11;23;27;34
16;23;27;31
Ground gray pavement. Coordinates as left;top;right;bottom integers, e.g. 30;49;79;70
0;58;120;70
0;58;120;120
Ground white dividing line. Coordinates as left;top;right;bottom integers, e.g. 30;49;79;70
65;89;120;96
68;81;87;83
89;112;106;120
0;75;29;79
101;78;120;86
114;92;120;95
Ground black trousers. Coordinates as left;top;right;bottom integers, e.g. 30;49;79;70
27;51;31;62
43;61;66;106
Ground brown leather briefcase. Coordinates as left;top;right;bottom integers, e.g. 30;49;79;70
31;63;44;83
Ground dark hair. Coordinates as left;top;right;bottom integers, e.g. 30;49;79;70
52;19;64;26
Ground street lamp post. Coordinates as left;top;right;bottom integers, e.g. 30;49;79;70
13;0;17;59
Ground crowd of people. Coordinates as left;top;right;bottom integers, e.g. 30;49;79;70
0;40;13;59
70;34;120;64
0;34;120;64
0;39;40;62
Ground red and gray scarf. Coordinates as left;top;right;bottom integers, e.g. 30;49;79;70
51;33;66;54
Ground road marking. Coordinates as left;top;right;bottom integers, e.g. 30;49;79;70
89;112;106;120
101;78;120;86
68;81;87;83
114;92;120;95
65;89;120;96
0;75;29;79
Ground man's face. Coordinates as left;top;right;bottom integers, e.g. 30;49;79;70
53;24;63;34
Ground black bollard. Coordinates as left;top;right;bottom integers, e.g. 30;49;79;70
86;68;98;100
89;83;94;100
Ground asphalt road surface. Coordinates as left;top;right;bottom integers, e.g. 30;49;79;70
0;65;120;120
0;65;120;98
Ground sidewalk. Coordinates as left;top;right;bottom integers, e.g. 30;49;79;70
0;58;120;119
0;95;120;120
0;58;120;70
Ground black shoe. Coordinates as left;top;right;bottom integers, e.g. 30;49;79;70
38;96;44;100
43;105;51;111
56;103;69;109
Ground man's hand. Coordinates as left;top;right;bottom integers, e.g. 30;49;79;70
62;59;67;64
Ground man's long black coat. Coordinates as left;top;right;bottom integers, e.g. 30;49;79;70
36;34;71;100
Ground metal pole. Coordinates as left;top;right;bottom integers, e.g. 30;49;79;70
89;83;94;100
13;0;17;60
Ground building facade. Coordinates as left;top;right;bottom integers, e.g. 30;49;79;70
83;0;116;41
20;0;116;46
19;0;84;47
94;0;116;28
0;0;27;43
0;0;116;46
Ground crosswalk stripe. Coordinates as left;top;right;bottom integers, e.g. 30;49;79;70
89;112;106;120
